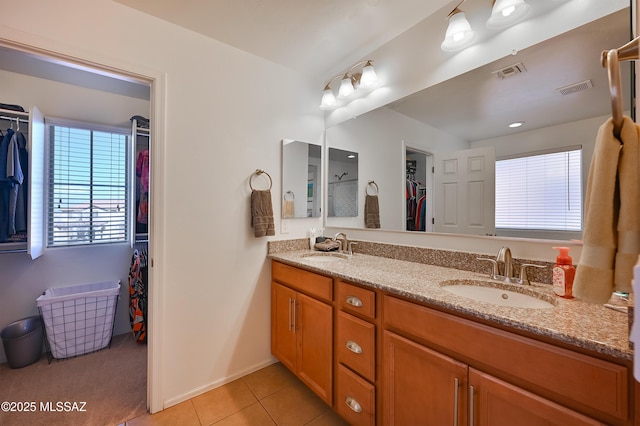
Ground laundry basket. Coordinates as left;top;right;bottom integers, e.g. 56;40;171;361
36;280;120;360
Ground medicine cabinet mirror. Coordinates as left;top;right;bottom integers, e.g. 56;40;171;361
281;139;322;218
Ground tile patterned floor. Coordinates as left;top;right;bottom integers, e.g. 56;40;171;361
124;362;348;425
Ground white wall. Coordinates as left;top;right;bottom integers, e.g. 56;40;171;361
326;107;467;229
0;0;323;411
0;69;150;363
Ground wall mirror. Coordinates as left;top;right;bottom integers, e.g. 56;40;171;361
282;139;322;218
325;6;630;240
327;147;358;218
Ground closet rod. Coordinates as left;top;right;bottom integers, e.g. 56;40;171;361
0;108;28;118
602;36;639;138
0;115;29;123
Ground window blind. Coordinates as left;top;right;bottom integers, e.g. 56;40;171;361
495;148;582;231
47;125;130;247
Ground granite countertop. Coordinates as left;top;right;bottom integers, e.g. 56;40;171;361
269;250;632;361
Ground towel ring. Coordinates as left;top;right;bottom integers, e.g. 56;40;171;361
284;190;295;201
366;180;379;196
249;169;272;191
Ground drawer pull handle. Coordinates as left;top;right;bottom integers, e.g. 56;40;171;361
453;377;459;426
345;340;363;354
346;296;363;307
469;385;475;426
345;396;362;413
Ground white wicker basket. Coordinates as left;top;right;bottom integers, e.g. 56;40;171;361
36;280;120;359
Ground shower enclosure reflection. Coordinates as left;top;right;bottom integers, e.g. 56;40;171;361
327;148;358;217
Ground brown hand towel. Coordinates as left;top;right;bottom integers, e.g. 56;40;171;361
364;194;381;229
614;117;640;294
573;118;621;303
251;190;275;237
314;240;341;251
283;199;295;218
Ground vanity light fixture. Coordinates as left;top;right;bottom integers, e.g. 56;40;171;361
486;0;530;29
441;4;476;52
320;60;380;110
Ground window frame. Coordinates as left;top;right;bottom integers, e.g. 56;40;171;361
45;117;133;249
494;145;583;240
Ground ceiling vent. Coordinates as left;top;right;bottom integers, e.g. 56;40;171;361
492;62;527;79
556;79;594;96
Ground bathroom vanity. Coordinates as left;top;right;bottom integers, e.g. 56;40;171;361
269;247;635;426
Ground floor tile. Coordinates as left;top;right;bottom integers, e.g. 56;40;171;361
126;400;200;426
213;401;276;426
191;379;258;425
242;362;299;400
260;380;329;426
305;409;348;426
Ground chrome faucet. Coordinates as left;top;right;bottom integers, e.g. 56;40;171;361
496;246;513;279
332;232;349;253
477;246;545;285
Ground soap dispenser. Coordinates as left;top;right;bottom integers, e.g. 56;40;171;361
552;247;575;299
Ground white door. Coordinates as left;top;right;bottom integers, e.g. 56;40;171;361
28;106;44;259
434;146;495;236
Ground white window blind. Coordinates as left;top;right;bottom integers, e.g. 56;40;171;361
47;125;130;247
495;148;582;231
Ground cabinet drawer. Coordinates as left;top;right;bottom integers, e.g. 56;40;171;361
272;261;333;302
336;363;375;426
337;280;375;319
337;311;375;382
383;295;629;423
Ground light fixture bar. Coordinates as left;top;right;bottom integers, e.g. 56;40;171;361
319;60;380;110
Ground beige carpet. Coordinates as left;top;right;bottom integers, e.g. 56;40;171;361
0;333;147;426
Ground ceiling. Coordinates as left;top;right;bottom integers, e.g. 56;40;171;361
386;8;631;141
0;1;630;142
114;0;451;78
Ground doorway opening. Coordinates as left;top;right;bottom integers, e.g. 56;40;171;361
405;147;433;232
0;40;154;416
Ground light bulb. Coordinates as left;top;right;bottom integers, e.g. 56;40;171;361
359;62;379;89
441;10;476;52
319;87;337;110
486;0;529;29
338;75;355;99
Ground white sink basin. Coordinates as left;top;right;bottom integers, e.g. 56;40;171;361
301;253;348;263
441;280;555;309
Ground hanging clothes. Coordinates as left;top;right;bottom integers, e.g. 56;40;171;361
129;248;148;344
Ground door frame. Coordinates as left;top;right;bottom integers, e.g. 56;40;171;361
0;37;167;414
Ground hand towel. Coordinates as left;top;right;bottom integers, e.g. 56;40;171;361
364;194;381;229
251;190;275;237
573;118;621;303
283;199;295;218
614;117;640;294
314;240;341;252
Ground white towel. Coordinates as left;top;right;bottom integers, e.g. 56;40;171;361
574;117;640;303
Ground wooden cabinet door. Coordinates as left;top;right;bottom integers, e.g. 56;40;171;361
469;368;603;426
383;331;467;426
271;282;297;372
297;292;333;405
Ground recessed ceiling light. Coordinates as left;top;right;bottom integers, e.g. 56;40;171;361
509;121;525;128
347;154;356;159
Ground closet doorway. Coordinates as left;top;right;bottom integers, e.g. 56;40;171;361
0;42;155;415
405;147;433;232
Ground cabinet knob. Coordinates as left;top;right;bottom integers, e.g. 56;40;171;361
346;296;363;307
345;340;363;354
345;396;363;413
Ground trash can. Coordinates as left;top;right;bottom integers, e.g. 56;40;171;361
1;316;43;368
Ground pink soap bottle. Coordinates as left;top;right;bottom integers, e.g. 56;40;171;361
552;247;575;299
